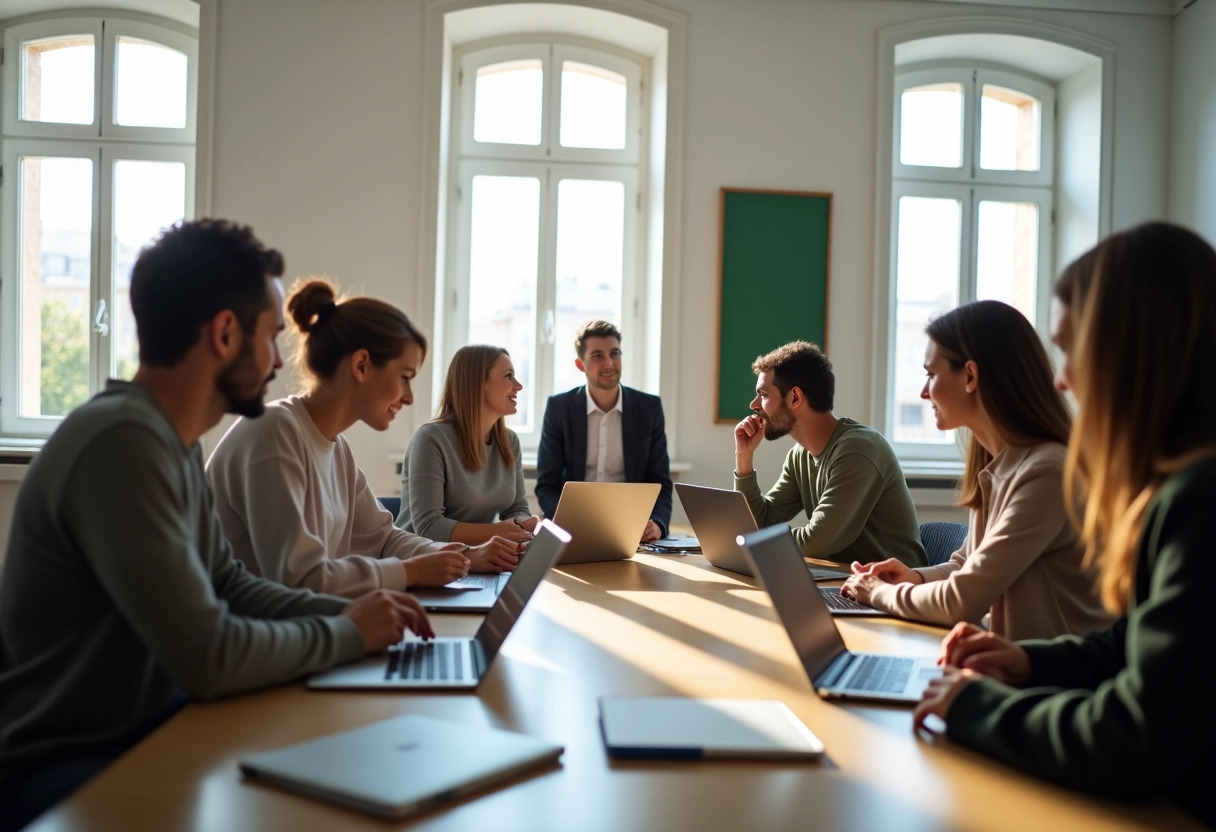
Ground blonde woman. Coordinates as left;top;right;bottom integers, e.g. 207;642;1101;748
207;279;517;596
842;300;1110;640
914;223;1216;828
396;345;539;554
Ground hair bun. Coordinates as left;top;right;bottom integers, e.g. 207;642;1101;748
286;278;338;333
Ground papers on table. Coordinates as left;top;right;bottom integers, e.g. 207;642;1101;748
640;534;701;554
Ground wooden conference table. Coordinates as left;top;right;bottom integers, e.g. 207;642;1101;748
32;554;1196;832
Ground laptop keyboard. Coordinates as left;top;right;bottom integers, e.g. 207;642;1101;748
847;655;914;693
820;588;872;611
385;641;464;681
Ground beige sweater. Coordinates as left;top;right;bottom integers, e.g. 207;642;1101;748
206;397;450;596
866;442;1112;640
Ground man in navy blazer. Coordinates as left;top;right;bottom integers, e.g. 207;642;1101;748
536;321;673;541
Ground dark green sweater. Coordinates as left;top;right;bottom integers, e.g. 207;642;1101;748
946;458;1216;827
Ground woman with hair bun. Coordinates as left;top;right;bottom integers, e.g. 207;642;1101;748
207;278;520;598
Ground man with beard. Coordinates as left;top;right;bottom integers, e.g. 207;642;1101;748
536;321;672;542
0;220;433;832
733;340;925;567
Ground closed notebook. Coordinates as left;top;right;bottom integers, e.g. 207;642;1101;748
599;697;824;760
239;714;563;820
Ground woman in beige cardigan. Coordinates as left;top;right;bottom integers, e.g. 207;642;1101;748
841;300;1110;640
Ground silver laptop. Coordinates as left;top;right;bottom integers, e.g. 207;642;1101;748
740;525;940;703
411;571;510;613
551;481;660;564
308;520;570;690
239;713;562;820
675;484;877;616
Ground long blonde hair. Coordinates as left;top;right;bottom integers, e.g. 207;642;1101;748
926;300;1072;510
1056;222;1216;614
433;344;514;472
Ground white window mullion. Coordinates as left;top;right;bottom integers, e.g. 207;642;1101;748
92;146;111;392
533;167;559;441
959;187;978;306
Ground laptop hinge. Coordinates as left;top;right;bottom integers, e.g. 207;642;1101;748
471;640;487;679
816;651;855;689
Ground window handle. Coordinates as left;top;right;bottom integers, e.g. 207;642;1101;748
93;299;109;336
542;309;555;346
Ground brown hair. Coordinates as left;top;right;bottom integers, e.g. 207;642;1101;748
285;278;428;386
751;341;834;412
434;344;515;471
925;300;1072;510
1055;222;1216;614
574;320;622;359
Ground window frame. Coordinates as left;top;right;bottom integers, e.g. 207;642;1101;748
0;14;196;438
447;37;648;451
886;63;1056;462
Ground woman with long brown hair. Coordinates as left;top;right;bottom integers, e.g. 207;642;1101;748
842;299;1109;640
396;344;539;550
914;223;1216;827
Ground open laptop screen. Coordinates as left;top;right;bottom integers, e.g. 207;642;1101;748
474;520;570;663
740;524;850;682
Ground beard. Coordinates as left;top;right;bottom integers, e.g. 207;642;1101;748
763;402;795;440
216;339;273;418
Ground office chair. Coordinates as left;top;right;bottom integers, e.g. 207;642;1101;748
919;521;967;567
377;496;401;521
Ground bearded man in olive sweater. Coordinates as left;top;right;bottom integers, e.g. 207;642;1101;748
733;341;926;567
0;220;433;832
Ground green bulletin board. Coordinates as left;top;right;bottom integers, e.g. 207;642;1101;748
716;188;832;423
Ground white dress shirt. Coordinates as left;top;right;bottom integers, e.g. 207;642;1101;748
585;389;626;483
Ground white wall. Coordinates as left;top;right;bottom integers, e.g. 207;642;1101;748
199;0;1172;517
1055;61;1103;271
1169;0;1216;243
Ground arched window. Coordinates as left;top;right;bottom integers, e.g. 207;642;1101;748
0;14;196;437
447;38;647;442
889;64;1055;452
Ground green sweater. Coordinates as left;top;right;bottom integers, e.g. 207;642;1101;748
0;382;365;771
734;418;926;566
946;458;1216;827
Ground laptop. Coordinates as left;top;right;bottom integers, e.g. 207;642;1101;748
411;571;510;613
739;524;941;703
308;520;570;690
675;484;878;616
550;481;660;564
239;713;562;820
599;697;824;760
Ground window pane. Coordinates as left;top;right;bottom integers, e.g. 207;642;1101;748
115;37;188;128
18;157;93;419
468;175;540;430
976;201;1039;325
553;179;625;394
473;59;543;146
21;35;95;124
980;85;1041;172
899;83;963;168
112;161;188;379
894;196;961;445
559;61;627;150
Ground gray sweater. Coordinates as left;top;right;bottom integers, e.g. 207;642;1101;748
396;421;531;541
0;382;364;771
